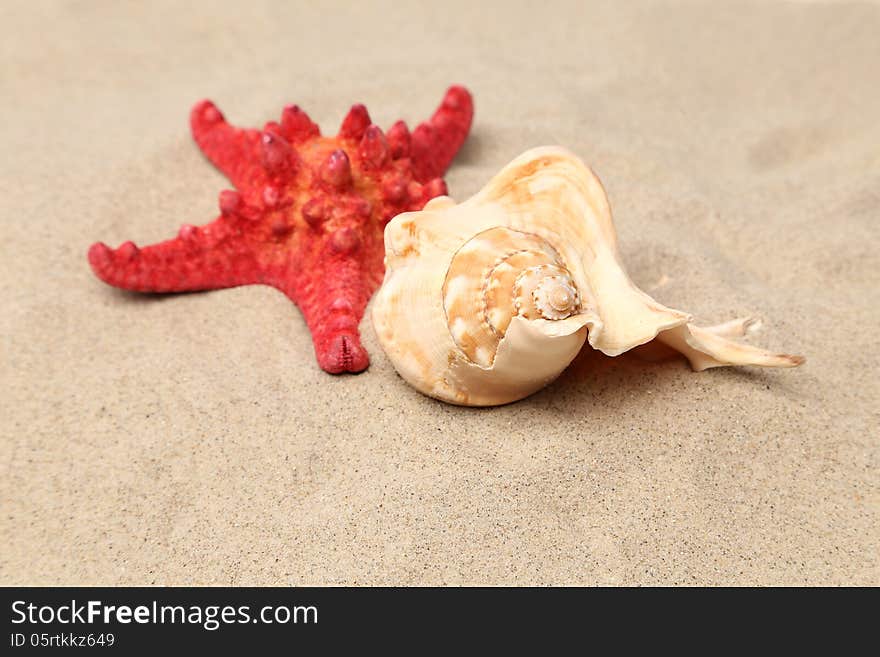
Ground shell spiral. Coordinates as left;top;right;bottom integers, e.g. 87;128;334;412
372;147;804;406
443;227;582;368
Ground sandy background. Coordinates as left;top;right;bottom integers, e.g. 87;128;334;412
1;0;877;585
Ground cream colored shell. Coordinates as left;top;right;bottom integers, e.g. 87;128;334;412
372;146;804;406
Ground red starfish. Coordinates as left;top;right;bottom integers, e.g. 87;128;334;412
88;86;473;373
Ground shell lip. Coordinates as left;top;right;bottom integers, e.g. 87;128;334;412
589;310;693;357
459;312;597;372
527;312;598;339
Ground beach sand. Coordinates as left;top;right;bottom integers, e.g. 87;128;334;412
1;0;877;585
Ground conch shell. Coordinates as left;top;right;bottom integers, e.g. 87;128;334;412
372;146;804;406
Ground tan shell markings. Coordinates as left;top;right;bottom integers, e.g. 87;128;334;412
442;226;578;367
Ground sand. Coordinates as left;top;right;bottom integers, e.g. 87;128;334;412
1;0;877;586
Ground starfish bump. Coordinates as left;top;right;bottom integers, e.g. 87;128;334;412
88;86;474;373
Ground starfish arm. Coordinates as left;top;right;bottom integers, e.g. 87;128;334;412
410;85;474;182
190;100;266;190
269;259;373;374
88;218;262;293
